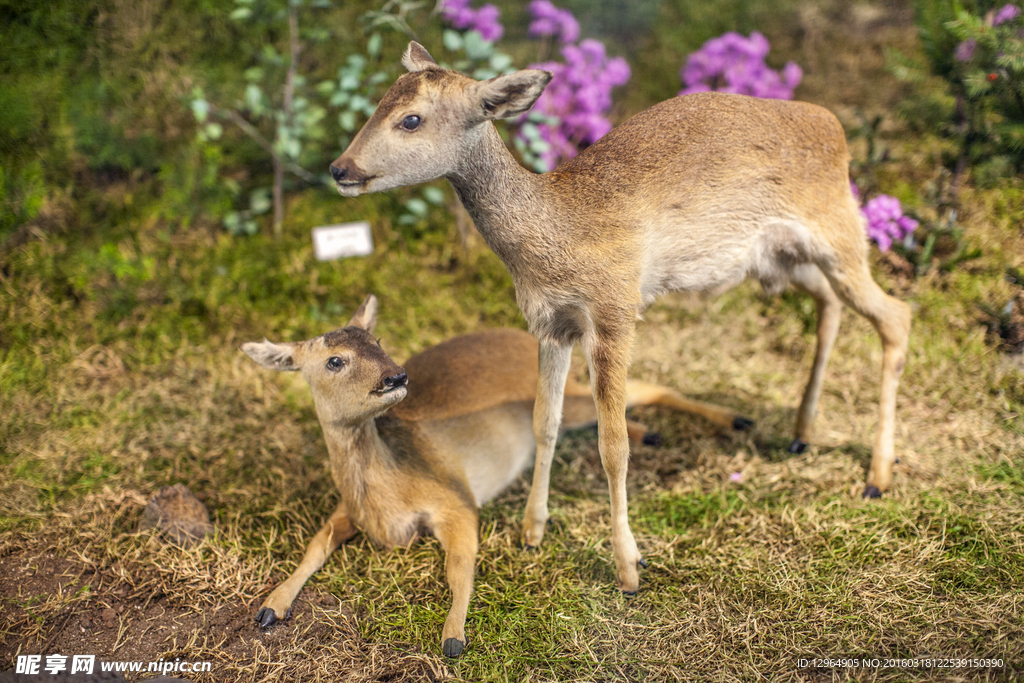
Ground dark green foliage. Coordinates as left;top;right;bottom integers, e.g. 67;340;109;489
897;0;1024;186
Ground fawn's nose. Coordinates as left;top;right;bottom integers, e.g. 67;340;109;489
330;164;347;182
382;372;407;389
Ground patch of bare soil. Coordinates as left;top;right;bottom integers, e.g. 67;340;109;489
0;549;445;683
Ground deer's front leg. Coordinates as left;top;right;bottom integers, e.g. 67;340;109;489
256;502;356;627
522;340;573;548
587;331;644;594
433;507;479;658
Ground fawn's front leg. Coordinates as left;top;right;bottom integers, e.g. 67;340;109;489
433;507;479;658
587;330;645;594
256;502;356;627
521;340;573;548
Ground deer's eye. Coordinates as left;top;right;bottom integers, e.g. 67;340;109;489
400;115;421;131
326;356;345;372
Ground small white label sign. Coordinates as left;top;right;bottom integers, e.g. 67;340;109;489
311;222;374;261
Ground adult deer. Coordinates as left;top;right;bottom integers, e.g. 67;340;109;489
329;43;911;594
243;294;743;657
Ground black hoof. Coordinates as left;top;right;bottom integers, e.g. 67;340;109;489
787;438;808;454
443;637;465;658
732;416;755;431
255;607;278;628
862;485;882;499
638;557;649;569
642;432;663;447
894;457;900;464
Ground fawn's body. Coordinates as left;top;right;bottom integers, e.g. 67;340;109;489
243;295;749;657
330;43;911;594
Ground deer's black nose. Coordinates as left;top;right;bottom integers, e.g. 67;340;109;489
330;164;347;182
382;372;407;389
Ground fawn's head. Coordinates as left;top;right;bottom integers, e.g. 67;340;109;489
242;295;408;425
330;42;552;196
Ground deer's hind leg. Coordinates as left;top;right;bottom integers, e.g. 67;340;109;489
522;340;573;549
820;244;911;498
256;501;356;627
788;263;843;453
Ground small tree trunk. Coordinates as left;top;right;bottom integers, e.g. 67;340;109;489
271;4;300;240
272;153;284;238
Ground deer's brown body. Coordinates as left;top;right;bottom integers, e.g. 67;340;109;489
330;43;911;594
243;295;749;657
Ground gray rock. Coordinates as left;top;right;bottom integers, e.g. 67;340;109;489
140;484;214;547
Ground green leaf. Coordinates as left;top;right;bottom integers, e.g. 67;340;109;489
244;67;265;82
250;188;272;214
490;52;513;72
245;84;264;113
346;53;367;71
204;122;223;140
190;98;210;123
223;211;242;233
368;33;382;58
530;138;551;154
262;44;282;65
229;7;252;21
463;30;493;61
405;197;429;217
339;110;357;132
443;29;464;52
423;186;445;205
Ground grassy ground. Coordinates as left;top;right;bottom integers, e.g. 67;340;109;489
3;1;1024;681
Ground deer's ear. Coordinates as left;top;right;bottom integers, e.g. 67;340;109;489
402;42;439;72
346;294;378;333
469;69;553;122
241;340;300;372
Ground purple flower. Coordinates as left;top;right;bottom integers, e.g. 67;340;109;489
679;31;802;100
955;38;977;62
474;4;503;41
516;1;630;171
528;0;579;43
862;194;918;251
993;3;1021;25
439;0;504;42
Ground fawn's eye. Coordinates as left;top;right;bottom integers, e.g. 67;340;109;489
400;115;421;131
326;356;345;372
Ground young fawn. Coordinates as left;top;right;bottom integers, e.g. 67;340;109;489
242;294;749;657
329;43;912;594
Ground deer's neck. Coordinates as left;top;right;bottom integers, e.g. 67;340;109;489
320;417;394;509
447;123;552;267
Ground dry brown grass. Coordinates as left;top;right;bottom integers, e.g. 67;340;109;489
3;2;1024;681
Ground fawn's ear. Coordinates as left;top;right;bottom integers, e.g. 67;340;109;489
402;41;439;72
241;340;300;372
468;69;553;122
346;294;378;333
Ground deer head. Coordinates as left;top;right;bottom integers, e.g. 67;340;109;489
329;42;552;196
242;295;408;426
